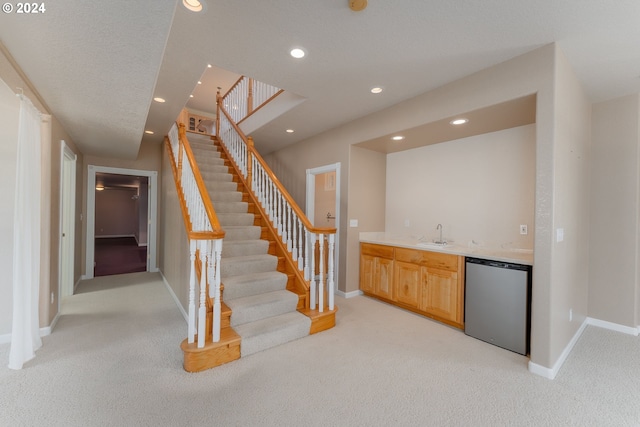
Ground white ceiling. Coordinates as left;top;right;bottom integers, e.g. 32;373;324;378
1;1;640;159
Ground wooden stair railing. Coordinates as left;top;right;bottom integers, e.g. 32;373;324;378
215;90;337;315
222;75;284;126
165;123;226;349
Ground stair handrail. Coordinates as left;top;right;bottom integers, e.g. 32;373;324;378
216;99;336;313
166;122;224;349
222;75;284;126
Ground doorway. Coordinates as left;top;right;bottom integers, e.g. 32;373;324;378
306;163;340;289
59;141;77;298
86;166;158;280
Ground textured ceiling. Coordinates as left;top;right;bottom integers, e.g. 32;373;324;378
1;1;640;159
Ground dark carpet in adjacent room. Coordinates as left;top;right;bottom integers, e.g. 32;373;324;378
94;237;147;277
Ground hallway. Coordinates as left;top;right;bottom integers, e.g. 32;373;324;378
94;237;147;277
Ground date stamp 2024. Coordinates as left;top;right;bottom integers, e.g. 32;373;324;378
2;3;46;14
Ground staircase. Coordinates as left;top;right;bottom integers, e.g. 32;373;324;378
188;133;312;358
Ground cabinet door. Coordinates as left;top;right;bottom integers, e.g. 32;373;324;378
421;268;460;323
375;257;394;300
394;261;420;308
360;254;375;294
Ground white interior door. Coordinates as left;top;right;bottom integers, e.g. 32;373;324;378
60;141;76;297
306;163;340;290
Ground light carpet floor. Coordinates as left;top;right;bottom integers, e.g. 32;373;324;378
1;272;639;426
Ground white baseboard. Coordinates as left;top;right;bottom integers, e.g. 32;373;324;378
40;312;61;337
529;317;589;380
335;289;363;299
587;317;639;336
0;333;10;345
528;315;639;380
0;312;63;345
95;234;136;239
160;271;188;323
74;276;82;291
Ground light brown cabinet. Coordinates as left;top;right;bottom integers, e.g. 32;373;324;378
360;243;394;300
360;243;464;329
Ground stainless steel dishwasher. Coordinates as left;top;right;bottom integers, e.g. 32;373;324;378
464;257;532;355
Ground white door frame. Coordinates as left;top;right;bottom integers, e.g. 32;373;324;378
86;165;158;279
59;141;76;298
306;163;341;291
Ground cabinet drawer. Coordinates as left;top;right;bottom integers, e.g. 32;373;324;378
361;243;394;259
395;247;459;272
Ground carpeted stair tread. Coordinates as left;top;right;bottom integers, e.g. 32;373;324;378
234;311;311;357
222;225;262;241
199;164;230;174
200;170;233;182
212;201;249;213
216;212;255;226
204;180;239;192
226;289;299;327
222;239;270;258
222;270;288;300
221;254;278;277
210;191;243;203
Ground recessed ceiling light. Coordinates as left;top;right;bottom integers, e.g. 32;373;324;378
153;97;166;103
286;129;294;133
144;130;154;135
197;81;202;85
95;184;105;191
371;87;383;94
207;64;212;68
182;0;203;12
392;135;404;141
189;94;194;98
450;118;469;125
290;48;306;59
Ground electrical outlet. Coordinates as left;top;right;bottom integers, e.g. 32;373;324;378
569;308;573;322
51;292;54;304
520;224;528;235
404;219;410;227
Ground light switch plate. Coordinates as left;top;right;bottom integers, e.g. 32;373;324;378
556;228;564;242
349;219;358;227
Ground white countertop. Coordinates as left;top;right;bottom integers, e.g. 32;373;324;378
359;232;533;266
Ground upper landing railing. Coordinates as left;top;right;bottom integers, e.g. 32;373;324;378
222;76;284;125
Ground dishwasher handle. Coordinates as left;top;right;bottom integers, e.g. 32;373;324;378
465;257;530;271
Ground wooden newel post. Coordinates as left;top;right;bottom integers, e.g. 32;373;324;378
216;89;221;137
247;136;254;190
177;123;187;179
247;78;254;116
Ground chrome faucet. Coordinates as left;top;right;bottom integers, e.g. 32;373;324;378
436;223;444;244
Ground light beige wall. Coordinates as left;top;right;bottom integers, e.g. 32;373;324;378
346;146;387;292
95;188;137;237
0;46;82;333
159;143;190;310
81;140;162;276
546;48;591;366
589;94;640;327
266;44;575;370
385;125;535;249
